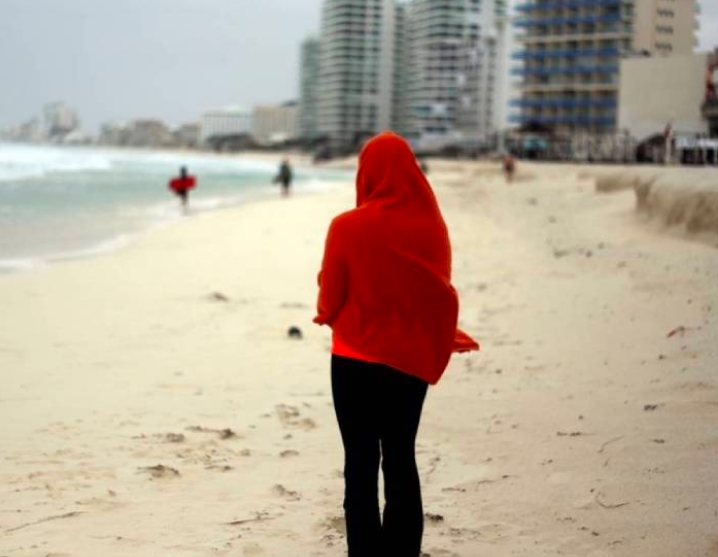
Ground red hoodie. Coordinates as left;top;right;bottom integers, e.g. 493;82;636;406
313;132;479;385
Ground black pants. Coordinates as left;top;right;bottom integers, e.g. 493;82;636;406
331;355;428;557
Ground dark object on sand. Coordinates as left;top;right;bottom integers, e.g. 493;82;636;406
208;292;230;302
138;464;180;479
287;326;303;339
186;425;237;439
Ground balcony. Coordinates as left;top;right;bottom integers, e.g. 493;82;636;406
512;47;619;59
516;0;622;11
509;114;616;127
511;65;619;76
515;14;623;27
510;97;617;108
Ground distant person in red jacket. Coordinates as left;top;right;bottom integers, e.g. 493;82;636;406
168;166;197;210
314;132;479;557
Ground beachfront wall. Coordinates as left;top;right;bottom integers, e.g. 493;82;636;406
618;53;710;143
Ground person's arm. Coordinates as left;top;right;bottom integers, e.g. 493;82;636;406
313;220;348;326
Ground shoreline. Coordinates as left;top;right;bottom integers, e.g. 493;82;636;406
0;181;349;276
0;144;353;274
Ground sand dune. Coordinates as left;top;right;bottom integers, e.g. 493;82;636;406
579;165;718;239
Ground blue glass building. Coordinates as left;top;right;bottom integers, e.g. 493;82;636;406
511;0;635;132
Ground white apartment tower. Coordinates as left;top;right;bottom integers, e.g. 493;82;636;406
318;0;397;149
405;0;509;151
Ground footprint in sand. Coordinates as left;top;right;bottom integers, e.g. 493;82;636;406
275;404;317;431
421;551;460;557
425;513;445;525
186;425;240;439
138;464;180;479
271;484;301;502
148;432;185;443
320;515;346;536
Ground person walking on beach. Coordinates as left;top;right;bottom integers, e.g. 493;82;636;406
273;158;293;197
502;153;516;184
168;166;197;210
314;132;479;557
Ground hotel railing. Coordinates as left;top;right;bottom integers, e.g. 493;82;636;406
509;114;617;126
516;0;622;11
515;14;622;26
511;65;619;75
510;98;617;108
512;48;619;59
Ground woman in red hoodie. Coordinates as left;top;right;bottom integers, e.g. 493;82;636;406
314;132;478;557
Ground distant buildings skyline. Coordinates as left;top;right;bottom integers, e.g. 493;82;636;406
1;1;715;151
305;0;520;151
0;1;716;133
297;0;714;151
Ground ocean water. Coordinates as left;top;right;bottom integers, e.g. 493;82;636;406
0;143;351;272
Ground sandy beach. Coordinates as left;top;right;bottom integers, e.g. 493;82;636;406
1;160;717;557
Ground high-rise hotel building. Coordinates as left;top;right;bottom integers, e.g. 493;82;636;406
405;0;509;150
512;0;699;133
310;0;519;149
317;0;397;148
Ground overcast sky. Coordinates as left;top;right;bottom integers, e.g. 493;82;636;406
1;0;716;133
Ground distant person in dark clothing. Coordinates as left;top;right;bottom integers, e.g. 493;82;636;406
273;158;293;196
168;166;197;210
502;154;516;184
